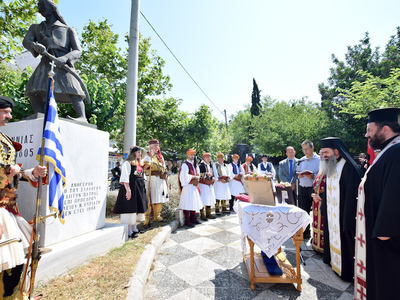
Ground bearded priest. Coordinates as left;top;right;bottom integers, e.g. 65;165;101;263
319;137;363;282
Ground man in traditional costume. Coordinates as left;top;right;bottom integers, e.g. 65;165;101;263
242;156;257;175
197;153;216;220
355;108;400;300
320;137;362;282
228;154;245;213
212;153;231;215
143;139;169;227
296;140;320;238
0;96;47;300
179;149;203;228
257;154;276;178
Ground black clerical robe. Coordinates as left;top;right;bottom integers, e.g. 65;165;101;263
321;159;361;282
362;142;400;299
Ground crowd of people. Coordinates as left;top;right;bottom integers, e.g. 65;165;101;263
1;93;396;298
113;107;400;300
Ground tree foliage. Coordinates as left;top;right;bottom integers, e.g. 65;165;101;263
229;96;329;157
338;68;400;118
319;27;400;153
0;63;33;120
251;78;261;117
0;0;58;62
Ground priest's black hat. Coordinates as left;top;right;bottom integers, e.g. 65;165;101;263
320;137;363;178
368;107;400;123
0;96;14;109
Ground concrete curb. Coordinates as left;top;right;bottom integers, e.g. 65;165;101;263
126;219;180;300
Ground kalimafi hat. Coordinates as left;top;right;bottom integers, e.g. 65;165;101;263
368;107;400;123
232;154;239;160
217;152;224;158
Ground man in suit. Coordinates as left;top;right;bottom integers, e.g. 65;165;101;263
278;146;298;204
279;146;297;184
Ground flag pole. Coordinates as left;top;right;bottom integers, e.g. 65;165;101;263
25;61;56;299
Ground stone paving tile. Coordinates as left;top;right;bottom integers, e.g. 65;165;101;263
168;255;226;286
202;246;243;269
156;244;199;267
208;220;239;230
206;230;242;245
169;228;202;243
180;236;225;255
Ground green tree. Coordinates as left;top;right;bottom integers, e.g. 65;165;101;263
0;0;59;62
251;78;261;117
136;97;188;153
228;105;254;153
318;31;392;152
0;62;33;120
247;97;328;156
338;68;400;118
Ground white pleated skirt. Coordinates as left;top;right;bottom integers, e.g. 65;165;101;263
214;181;231;200
0;208;32;272
198;183;216;206
179;185;204;211
229;180;245;196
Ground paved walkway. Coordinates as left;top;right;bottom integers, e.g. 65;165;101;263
144;212;354;300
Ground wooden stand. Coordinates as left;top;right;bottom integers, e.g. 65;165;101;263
244;228;304;291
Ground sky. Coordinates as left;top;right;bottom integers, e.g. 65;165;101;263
54;0;400;122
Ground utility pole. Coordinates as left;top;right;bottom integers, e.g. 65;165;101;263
123;0;140;158
224;109;228;134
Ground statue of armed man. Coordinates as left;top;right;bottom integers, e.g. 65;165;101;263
23;0;90;123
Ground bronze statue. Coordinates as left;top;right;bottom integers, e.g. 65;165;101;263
23;0;90;123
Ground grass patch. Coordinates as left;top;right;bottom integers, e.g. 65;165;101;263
34;175;181;299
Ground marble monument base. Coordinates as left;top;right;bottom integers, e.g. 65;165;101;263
35;222;128;284
1;117;109;246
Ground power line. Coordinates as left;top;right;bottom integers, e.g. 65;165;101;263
140;11;224;115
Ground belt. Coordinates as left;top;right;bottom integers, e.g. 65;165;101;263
0;188;18;209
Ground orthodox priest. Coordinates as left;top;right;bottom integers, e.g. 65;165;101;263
319;137;362;282
355;108;400;300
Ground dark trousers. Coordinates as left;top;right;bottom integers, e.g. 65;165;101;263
297;186;313;237
1;264;24;297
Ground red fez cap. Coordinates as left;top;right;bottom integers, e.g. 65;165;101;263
217;152;224;158
232;154;239;159
202;152;211;158
246;156;253;162
149;139;159;145
187;149;196;155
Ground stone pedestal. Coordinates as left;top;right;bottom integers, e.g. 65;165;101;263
2;117;109;246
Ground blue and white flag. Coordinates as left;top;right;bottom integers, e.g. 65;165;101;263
36;86;67;224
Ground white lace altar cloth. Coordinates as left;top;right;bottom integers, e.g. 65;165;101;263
234;201;311;258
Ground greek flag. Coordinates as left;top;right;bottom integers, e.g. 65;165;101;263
36;86;66;224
